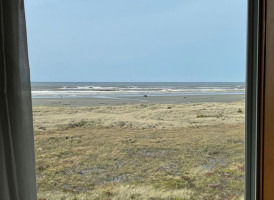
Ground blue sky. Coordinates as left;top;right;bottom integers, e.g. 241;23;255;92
25;0;247;82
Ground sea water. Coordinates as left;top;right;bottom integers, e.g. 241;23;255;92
31;82;245;98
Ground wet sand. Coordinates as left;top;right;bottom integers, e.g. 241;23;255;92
32;94;245;107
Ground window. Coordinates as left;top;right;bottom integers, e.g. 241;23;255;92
24;0;251;199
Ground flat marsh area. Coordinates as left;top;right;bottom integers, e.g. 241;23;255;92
33;101;245;200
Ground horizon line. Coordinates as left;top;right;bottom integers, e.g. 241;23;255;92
31;81;246;83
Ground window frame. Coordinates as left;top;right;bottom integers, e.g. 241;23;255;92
245;0;265;199
0;0;264;199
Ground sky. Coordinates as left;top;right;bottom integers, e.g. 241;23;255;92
25;0;247;82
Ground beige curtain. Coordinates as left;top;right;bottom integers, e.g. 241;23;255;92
0;0;37;199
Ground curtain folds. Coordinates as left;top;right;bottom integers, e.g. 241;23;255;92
0;0;37;199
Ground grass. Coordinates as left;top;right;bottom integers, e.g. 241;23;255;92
34;102;245;200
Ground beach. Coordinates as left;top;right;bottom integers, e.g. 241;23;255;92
33;94;245;200
32;94;245;107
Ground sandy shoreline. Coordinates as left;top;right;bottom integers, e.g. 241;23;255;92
32;94;245;107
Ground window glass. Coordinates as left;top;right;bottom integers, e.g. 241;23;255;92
26;0;247;199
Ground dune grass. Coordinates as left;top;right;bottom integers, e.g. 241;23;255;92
34;102;245;200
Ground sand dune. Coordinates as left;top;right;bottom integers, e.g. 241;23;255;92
33;101;245;131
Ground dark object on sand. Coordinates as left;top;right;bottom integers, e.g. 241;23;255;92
167;106;172;109
143;95;148;97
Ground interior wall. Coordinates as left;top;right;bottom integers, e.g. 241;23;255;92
262;0;274;199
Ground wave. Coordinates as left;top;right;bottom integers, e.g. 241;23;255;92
31;87;245;97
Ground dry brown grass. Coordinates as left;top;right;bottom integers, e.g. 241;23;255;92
33;101;245;131
34;102;245;200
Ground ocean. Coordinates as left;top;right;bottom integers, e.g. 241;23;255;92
31;82;245;99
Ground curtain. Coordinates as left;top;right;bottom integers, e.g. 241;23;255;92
0;0;37;199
